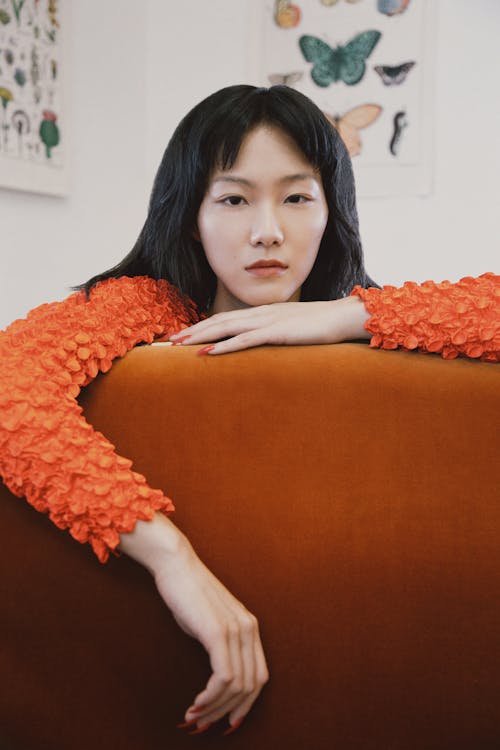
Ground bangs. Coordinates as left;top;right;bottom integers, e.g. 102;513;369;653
201;86;335;177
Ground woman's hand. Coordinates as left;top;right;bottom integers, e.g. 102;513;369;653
119;513;269;735
169;296;370;355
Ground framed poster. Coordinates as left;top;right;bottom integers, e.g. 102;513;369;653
0;0;69;196
247;0;436;197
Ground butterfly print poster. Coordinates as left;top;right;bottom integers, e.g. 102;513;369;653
0;0;69;195
248;0;435;196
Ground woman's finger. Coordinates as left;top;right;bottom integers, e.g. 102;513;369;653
189;613;258;726
222;616;267;728
172;312;276;346
238;614;257;696
203;630;270;731
186;613;268;727
188;632;236;714
199;323;293;355
199;326;290;356
171;303;278;335
194;623;247;726
228;629;270;725
185;618;245;719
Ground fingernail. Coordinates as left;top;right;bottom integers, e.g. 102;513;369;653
222;718;244;736
188;705;206;714
188;723;212;735
171;334;191;344
197;345;216;356
176;718;199;729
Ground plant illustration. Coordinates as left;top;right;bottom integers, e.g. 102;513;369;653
39;109;59;158
0;87;13;150
30;45;40;85
14;67;26;86
0;86;13;111
48;0;59;28
11;0;26;25
12;108;30;154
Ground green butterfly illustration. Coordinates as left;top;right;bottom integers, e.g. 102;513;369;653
299;30;381;87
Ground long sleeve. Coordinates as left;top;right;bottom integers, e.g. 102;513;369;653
0;276;203;562
350;272;499;363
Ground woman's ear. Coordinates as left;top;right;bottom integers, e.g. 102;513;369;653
192;226;201;242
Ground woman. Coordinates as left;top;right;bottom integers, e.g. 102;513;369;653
0;84;498;737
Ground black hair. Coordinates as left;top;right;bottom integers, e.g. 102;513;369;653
77;84;378;312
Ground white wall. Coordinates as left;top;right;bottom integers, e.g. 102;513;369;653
1;0;499;329
1;0;150;328
357;0;500;286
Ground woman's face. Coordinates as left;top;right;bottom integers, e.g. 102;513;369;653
197;125;329;315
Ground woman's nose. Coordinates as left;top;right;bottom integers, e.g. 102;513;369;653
250;206;284;247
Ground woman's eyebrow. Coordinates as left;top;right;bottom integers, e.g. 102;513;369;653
211;172;318;187
279;172;318;184
211;176;253;187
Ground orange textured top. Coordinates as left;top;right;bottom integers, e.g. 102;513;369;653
350;272;499;363
0;277;203;562
0;273;498;562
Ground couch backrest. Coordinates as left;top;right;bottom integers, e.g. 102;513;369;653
1;343;499;749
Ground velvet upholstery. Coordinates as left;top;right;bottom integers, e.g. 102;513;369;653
1;342;499;749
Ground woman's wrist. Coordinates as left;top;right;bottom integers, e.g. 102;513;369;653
331;296;370;342
118;512;190;575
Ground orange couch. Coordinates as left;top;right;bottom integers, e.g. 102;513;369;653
1;342;499;749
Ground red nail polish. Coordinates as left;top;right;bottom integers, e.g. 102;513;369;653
176;718;199;729
222;718;244;736
189;705;206;714
197;345;215;356
173;334;191;344
188;723;212;735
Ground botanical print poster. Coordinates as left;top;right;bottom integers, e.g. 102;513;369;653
0;0;68;195
249;0;435;196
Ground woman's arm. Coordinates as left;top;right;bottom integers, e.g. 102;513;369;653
0;276;198;561
350;272;499;362
0;277;268;733
119;513;269;734
168;272;499;363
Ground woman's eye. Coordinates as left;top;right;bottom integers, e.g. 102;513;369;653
286;194;309;204
223;196;246;206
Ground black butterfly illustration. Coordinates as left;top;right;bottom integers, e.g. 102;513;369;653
374;61;416;86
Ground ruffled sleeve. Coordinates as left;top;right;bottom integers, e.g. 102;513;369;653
350;272;499;363
0;276;202;562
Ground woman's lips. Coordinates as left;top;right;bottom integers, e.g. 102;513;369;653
245;266;288;277
245;258;288;276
